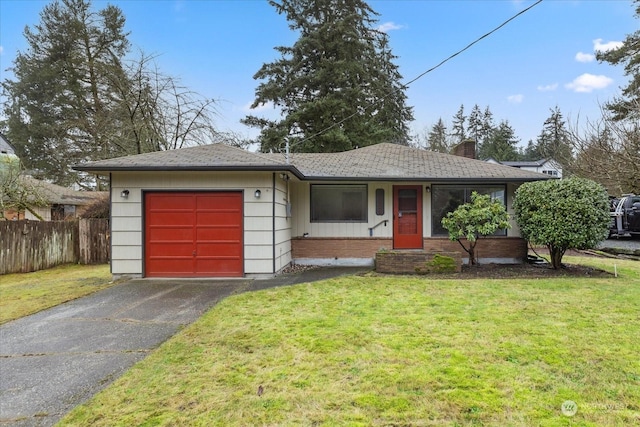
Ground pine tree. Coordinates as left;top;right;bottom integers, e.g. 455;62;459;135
426;118;449;153
596;0;640;121
535;106;573;165
478;120;520;161
2;0;130;186
467;104;483;144
1;0;221;188
451;104;466;143
243;0;413;153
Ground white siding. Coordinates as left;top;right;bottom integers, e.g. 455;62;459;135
110;171;292;277
290;181;431;238
289;180;520;239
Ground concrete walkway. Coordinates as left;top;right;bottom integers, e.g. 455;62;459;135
0;267;368;426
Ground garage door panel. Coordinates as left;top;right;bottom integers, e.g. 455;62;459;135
150;194;196;209
196;227;242;241
197;194;241;208
196;242;243;256
146;242;194;257
145;192;243;277
148;212;195;225
148;227;194;241
147;259;195;276
196;259;243;275
197;211;242;223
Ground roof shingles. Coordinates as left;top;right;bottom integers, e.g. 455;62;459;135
75;143;550;182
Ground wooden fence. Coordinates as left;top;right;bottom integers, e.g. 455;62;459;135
0;219;110;275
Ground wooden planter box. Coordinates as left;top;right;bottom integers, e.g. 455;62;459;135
375;250;462;274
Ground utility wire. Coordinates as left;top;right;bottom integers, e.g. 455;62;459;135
281;0;544;154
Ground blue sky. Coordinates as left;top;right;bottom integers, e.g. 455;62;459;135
0;0;635;149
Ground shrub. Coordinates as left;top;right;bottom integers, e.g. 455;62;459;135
441;191;511;265
513;177;610;269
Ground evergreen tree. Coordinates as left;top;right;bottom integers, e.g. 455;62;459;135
535;106;573;164
243;0;413;153
426;118;449;153
596;0;640;121
1;0;221;188
522;139;541;161
2;0;130;186
478;120;520;161
450;104;466;143
467;104;483;144
480;106;495;147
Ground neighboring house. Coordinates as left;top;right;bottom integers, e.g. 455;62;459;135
486;158;563;178
1;133;106;220
74;143;552;279
0;133;16;156
3;175;107;221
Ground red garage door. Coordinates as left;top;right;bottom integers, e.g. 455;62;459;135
144;192;243;277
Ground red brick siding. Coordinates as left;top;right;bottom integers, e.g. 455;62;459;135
291;237;527;261
376;251;462;274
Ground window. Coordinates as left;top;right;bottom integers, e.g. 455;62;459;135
542;170;558;176
375;189;385;215
431;185;506;236
311;184;367;222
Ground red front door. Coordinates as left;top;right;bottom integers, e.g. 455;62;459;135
393;186;423;249
144;192;243;277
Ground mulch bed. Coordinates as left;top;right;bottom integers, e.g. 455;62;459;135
283;250;616;279
453;261;612;279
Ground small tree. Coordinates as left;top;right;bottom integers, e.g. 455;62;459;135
513;178;610;269
441;191;511;265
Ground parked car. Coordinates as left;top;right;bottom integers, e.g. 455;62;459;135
610;194;640;238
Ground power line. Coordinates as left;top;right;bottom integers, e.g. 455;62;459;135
280;0;544;154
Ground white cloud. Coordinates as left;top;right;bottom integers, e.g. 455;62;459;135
377;22;404;33
507;94;524;104
575;52;595;63
537;83;558;92
565;73;613;93
593;38;623;53
0;45;4;55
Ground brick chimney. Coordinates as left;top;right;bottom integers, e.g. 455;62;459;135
452;139;476;159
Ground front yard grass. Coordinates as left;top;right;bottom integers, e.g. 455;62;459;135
61;257;640;426
0;263;112;325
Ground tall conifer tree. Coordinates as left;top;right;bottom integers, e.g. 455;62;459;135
242;0;413;153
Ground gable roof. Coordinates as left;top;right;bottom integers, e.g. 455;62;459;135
499;159;550;167
74;143;551;183
20;176;107;206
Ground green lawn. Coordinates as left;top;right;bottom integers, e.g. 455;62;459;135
0;263;113;325
60;257;640;426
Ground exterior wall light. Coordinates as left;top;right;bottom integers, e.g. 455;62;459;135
425;186;431;193
121;189;130;198
254;189;261;199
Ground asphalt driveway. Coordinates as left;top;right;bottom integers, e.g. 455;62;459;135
0;267;367;427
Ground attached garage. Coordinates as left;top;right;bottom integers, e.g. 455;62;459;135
144;191;243;277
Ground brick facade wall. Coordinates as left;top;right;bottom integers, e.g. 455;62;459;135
291;237;527;262
376;251;462;274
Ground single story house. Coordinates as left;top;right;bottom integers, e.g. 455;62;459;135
486;158;563;178
2;133;107;220
15;176;107;221
74;142;551;279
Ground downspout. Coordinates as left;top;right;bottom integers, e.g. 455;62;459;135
272;172;276;275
